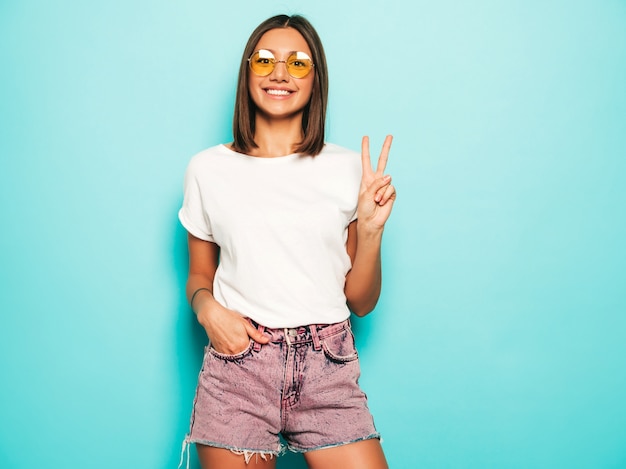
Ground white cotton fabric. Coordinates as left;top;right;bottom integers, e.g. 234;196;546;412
178;143;362;328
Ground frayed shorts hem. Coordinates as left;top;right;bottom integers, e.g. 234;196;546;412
179;432;381;467
178;436;285;468
190;438;285;457
287;432;381;453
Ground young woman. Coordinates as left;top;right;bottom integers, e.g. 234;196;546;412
178;14;395;469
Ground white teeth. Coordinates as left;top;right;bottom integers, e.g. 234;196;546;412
266;89;291;96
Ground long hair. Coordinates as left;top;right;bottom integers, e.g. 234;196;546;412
231;15;328;156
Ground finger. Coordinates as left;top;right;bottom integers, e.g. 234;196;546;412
244;321;270;343
370;175;392;202
375;135;393;175
361;136;374;176
377;183;396;206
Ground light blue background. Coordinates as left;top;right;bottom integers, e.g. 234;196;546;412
1;1;625;468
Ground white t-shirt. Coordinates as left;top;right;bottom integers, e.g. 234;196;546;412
179;143;362;328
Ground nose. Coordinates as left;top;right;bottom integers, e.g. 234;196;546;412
270;60;289;82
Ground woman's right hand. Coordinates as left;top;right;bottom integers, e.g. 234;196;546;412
196;298;269;355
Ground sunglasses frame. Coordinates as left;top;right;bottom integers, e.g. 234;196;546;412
248;49;315;79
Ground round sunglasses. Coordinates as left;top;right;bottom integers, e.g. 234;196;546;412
248;49;314;79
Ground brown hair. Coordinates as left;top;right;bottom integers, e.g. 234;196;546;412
231;15;328;156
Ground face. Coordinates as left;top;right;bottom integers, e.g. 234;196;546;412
248;27;315;121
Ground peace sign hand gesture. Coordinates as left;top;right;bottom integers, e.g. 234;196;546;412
357;135;396;233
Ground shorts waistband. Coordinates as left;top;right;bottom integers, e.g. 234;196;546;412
248;319;351;352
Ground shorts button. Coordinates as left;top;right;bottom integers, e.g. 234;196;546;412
288;328;298;337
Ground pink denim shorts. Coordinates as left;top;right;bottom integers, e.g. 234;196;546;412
181;319;380;462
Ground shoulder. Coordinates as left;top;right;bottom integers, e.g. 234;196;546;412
316;143;362;174
184;144;239;177
318;142;360;164
187;144;231;166
320;142;359;158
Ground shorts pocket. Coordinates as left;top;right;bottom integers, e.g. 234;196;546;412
208;340;254;361
321;328;359;363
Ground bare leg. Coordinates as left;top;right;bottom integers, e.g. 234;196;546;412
303;439;388;469
197;445;277;469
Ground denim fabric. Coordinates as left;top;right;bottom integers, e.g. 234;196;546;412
184;319;380;457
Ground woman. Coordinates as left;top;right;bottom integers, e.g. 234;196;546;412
178;14;395;469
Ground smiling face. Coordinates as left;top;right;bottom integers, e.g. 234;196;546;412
248;27;315;121
232;15;328;156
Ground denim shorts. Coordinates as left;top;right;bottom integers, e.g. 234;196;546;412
180;319;380;464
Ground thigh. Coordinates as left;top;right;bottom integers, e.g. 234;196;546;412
197;445;277;469
303;439;388;469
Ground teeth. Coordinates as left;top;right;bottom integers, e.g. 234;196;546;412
266;89;291;96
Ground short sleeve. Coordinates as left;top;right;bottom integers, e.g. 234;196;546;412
178;161;214;242
347;149;362;224
348;208;358;224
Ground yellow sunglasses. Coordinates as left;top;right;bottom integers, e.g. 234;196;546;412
248;49;315;79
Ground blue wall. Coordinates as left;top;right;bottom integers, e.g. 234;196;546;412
1;1;625;468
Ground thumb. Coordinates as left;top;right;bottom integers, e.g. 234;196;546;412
244;321;270;343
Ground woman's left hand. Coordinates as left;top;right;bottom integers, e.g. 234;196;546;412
357;135;396;232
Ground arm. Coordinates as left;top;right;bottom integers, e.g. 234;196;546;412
186;233;268;353
344;135;396;317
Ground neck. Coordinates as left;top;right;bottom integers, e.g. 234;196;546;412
249;113;304;158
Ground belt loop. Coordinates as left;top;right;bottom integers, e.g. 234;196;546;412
253;324;265;352
311;324;322;351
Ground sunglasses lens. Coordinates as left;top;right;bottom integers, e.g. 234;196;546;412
249;50;275;76
249;50;313;78
287;52;313;78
